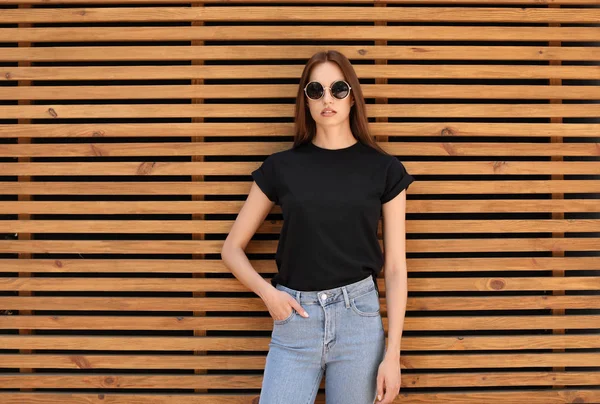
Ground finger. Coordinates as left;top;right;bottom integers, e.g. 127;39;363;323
274;305;292;321
382;384;397;404
376;374;384;402
291;300;309;317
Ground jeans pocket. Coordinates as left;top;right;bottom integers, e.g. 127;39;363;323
350;288;380;317
273;308;295;325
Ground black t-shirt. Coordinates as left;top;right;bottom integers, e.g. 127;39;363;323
251;140;415;291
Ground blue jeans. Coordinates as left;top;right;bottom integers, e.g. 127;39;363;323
259;275;386;404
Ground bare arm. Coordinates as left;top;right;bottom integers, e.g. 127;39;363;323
220;181;309;319
220;181;276;300
381;188;409;361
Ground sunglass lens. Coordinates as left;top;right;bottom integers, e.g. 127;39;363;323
306;82;324;100
331;81;350;99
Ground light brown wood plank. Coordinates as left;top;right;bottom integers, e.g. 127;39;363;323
0;276;599;292
1;238;600;254
4;0;600;5
3;83;600;100
2;26;599;42
1;371;599;389
0;352;598;369
0;162;599;177
2;45;600;62
1;257;598;274
0;295;597;312
3;141;600;157
1;314;599;331
1;181;599;196
0;393;249;404
2;219;599;234
1;123;599;139
0;200;599;215
1;103;599;119
1;391;600;404
3;65;599;81
2;7;599;24
1;334;600;351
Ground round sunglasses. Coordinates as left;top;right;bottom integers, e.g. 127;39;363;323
304;80;352;101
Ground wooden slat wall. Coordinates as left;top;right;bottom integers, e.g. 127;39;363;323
1;0;599;403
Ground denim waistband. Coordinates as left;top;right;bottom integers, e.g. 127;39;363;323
275;275;378;306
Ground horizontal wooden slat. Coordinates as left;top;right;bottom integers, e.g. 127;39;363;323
3;0;600;5
2;335;600;352
3;84;600;101
0;162;599;176
0;391;598;404
1;276;599;292
3;65;599;81
0;295;597;311
2;45;600;62
3;141;600;157
2;315;599;331
1;371;600;389
1;123;599;139
2;7;600;24
1;200;599;215
0;353;599;369
2;26;600;42
1;257;598;274
1;181;600;196
0;394;251;404
1;391;600;404
1;239;600;254
2;104;600;119
2;219;600;234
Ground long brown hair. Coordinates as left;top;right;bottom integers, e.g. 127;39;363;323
292;50;389;156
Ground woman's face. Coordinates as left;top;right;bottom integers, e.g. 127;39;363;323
305;61;354;128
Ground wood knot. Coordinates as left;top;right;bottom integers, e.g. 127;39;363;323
489;279;505;290
4;72;11;80
54;260;63;268
492;161;507;173
441;127;455;136
47;108;58;118
91;144;104;157
92;131;105;137
441;142;457;156
357;49;367;55
137;162;155;175
70;355;91;369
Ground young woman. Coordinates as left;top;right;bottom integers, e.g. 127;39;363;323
221;50;414;404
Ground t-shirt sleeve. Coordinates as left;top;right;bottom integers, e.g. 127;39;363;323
251;155;279;204
381;157;415;204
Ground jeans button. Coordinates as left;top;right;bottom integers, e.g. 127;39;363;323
320;293;327;301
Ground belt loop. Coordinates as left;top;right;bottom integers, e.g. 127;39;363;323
372;273;380;296
295;290;301;303
342;286;350;308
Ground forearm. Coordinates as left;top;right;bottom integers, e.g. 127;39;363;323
383;268;408;360
221;243;275;300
